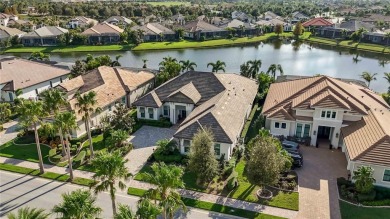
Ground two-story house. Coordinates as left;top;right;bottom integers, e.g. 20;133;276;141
133;71;258;160
263;75;390;188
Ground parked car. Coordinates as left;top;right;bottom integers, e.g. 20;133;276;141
282;140;300;151
289;152;303;167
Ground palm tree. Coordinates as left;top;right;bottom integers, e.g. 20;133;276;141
75;91;98;159
360;71;377;88
41;89;67;156
54;112;78;181
207;60;226;73
28;52;50;61
267;64;284;80
352;166;376;194
111;55;122;67
385;32;390;47
143;163;186;219
341;29;348;39
16;100;47;174
248;59;262;78
7;207;49;219
52;189;102;218
142;59;148;68
136;198;161;219
114;204;136;219
179;60;197;72
356;27;367;44
384;72;390;93
91;151;132;216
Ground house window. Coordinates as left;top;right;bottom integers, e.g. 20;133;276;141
183;139;191;153
332;111;336;119
383;170;390;182
9;93;14;101
275;122;280;128
214;143;220;156
140;107;145;118
296;123;303;137
321;110;337;119
122;96;126;104
281;123;287;129
303;124;310;137
321;111;326;117
163;105;170;116
148;108;154;119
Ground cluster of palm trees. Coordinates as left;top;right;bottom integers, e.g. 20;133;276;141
360;71;390;89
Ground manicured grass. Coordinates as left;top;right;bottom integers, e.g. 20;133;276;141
0;163;95;187
0;140;51;164
339;200;390;219
133;33;309;51
146;1;191;6
240;106;259;139
75;134;105;172
127;187;285;219
4;44;133;53
306;37;390;54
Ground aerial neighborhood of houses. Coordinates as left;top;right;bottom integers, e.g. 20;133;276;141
1;1;390;219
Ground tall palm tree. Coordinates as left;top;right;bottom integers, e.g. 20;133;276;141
143;163;186;219
16;100;47;174
248;59;262;78
52;189;102;218
356;27;367;44
7;207;49;219
114;204;136;219
360;71;377;88
91;151;132;216
384;72;390;93
267;64;284;80
179;60;197;72
207;60;226;73
75;91;98;159
136;198;161;219
352;166;376;194
142;59;148;68
41;89;66;156
54;112;78;181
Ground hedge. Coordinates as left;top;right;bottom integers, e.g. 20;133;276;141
137;118;172;127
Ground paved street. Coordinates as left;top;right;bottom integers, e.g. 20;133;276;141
0;171;241;219
0;120;19;145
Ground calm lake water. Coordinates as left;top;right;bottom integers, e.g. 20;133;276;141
13;41;390;92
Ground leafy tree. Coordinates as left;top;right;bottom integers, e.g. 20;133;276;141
207;60;226;73
293;21;304;38
143;163;186;219
179;60;197;72
0;103;11;123
114;204;136;219
267;64;284;80
16;100;47;173
175;28;184;38
7;207;49;219
28;52;50;61
108;129;129;149
136;198;161;219
257;72;274;100
157;57;181;85
110;103;135;131
353;166;376;194
240;61;251;78
246;134;291;186
71;33;88;45
360;71;377;88
188;128;219;185
248;59;262;78
52;189;102;219
54;112;77;180
384;72;390;93
70;60;87;78
274;24;284;37
75;91;99;159
91;151;132;216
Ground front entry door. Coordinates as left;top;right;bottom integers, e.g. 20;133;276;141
318;126;331;139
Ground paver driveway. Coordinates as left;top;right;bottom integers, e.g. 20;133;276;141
125;126;176;174
295;145;348;219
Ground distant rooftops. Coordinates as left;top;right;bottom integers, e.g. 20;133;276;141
23;26;68;38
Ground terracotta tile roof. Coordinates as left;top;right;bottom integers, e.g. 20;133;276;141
267;107;295;121
183;20;224;32
0;58;69;91
0;25;25;37
82;22;124;36
302;17;333;27
23;26;68;38
310;89;351;110
115;68;155;91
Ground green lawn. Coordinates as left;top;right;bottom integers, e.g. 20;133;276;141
4;44;133;53
127;187;285;219
339;200;390;219
0;140;51;164
146;1;191;6
0;163;95;187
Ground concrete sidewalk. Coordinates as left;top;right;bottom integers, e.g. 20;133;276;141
0;157;298;219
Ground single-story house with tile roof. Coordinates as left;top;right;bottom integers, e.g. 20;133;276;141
21;26;68;46
317;20;376;39
81;22;124;44
0;57;70;102
131;23;176;42
0;25;25;41
362;32;388;46
217;19;257;36
57;66;156;137
67;16;98;29
105;16;133;27
181;20;228;40
262;75;390;188
302;17;333;30
7;19;35;32
256;19;293;32
291;11;309;23
133;71;258;160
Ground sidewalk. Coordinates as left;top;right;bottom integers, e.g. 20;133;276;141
0;157;298;219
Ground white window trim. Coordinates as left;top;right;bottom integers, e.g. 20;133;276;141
320;110;337;120
274;121;287;129
383;169;390;183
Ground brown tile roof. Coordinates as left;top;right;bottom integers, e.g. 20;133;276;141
82;22;124;36
165;82;201;104
115;68;155;91
183;20;224;32
267;107;295;121
0;25;25;37
302;17;333;27
310;89;351;110
0;58;69;91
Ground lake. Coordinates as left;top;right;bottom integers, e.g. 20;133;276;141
12;40;390;92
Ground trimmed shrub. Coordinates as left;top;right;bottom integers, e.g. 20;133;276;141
362;199;390;206
49;149;57;157
153;152;183;163
0;125;3;131
73;151;86;166
374;186;390;200
50;154;62;163
223;165;235;179
226;170;238;191
91;128;102;136
137;118;172;127
337;177;353;187
358;190;376;202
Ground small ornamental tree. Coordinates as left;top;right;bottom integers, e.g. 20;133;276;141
246;134;291;186
293;22;304;38
188;128;219;185
353;166;376;194
274;24;284;37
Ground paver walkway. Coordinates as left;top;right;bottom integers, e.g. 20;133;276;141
125;126;176;174
0;156;297;219
0;120;19;145
295;144;348;219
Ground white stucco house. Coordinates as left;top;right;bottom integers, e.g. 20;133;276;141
133;71;258;160
57;66;155;138
262;75;390;188
0;57;70;102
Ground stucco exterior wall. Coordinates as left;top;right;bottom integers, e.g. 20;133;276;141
350;161;390;188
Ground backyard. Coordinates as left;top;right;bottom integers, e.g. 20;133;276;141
339;201;390;219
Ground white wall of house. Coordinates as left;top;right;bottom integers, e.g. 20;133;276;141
350;161;390;188
137;106;158;120
137;102;194;124
269;119;292;136
0;17;10;26
310;108;344;147
178;138;233;160
0;75;68;102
